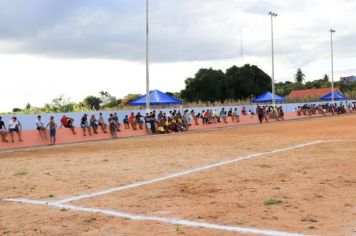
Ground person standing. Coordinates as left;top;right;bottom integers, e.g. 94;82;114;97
108;114;118;139
0;116;8;142
256;106;264;124
8;116;23;142
46;116;57;145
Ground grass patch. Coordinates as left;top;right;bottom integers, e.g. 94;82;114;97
14;171;28;176
176;225;183;233
48;194;54;198
257;164;272;168
273;187;281;190
237;203;245;208
264;199;282;206
60;208;68;212
84;217;96;223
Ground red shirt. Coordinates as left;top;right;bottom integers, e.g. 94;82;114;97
128;114;135;123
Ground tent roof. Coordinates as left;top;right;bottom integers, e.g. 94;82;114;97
252;92;285;103
129;89;182;106
320;92;347;101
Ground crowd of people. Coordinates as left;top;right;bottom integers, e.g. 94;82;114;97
0;102;355;146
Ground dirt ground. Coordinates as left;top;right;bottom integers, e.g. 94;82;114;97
0;115;356;236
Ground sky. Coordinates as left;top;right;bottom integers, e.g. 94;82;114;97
0;0;356;112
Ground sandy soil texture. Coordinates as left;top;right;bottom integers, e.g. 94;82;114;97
1;115;356;235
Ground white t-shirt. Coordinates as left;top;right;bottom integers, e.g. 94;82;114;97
9;120;20;129
36;119;44;128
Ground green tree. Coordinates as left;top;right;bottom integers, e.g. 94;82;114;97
25;103;31;110
323;74;329;82
122;94;142;106
225;64;272;99
295;68;305;84
181;68;226;103
83;96;102;110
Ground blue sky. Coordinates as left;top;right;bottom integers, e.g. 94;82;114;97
0;0;355;111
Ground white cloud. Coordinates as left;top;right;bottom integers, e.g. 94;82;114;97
0;0;355;111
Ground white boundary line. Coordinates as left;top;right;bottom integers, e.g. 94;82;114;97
55;140;323;204
2;141;323;235
3;198;308;236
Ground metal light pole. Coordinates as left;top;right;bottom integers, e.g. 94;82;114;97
269;12;277;107
330;29;335;103
145;0;150;112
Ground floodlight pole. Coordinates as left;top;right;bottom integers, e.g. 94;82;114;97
145;0;150;112
269;12;277;107
330;29;335;103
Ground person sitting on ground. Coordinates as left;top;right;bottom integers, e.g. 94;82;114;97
36;115;47;139
80;114;92;136
135;112;143;129
98;113;108;133
108;114;118;139
123;115;130;129
0;116;8;143
89;114;99;134
8;116;23;142
60;115;77;134
46;116;57;145
128;112;137;130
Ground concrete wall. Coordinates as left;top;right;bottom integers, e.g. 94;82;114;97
1;101;353;131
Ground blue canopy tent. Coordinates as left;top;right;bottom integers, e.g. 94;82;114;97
320;92;347;101
252;92;285;103
130;89;182;106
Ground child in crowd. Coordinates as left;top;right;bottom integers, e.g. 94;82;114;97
80;114;92;136
60;115;77;135
98;113;108;133
89;114;99;134
128;112;137;130
123;115;130;129
191;110;199;125
46;116;57;145
135;112;143;129
0;116;8;142
113;112;121;131
108;114;118;139
8;116;23;143
36;115;47;139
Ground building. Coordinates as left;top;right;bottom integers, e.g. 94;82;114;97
288;87;341;100
340;76;356;83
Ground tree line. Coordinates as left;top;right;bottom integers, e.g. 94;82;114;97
9;65;356;114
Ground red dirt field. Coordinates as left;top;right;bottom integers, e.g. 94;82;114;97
0;115;356;235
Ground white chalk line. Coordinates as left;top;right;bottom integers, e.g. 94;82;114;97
3;198;308;236
54;140;323;204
